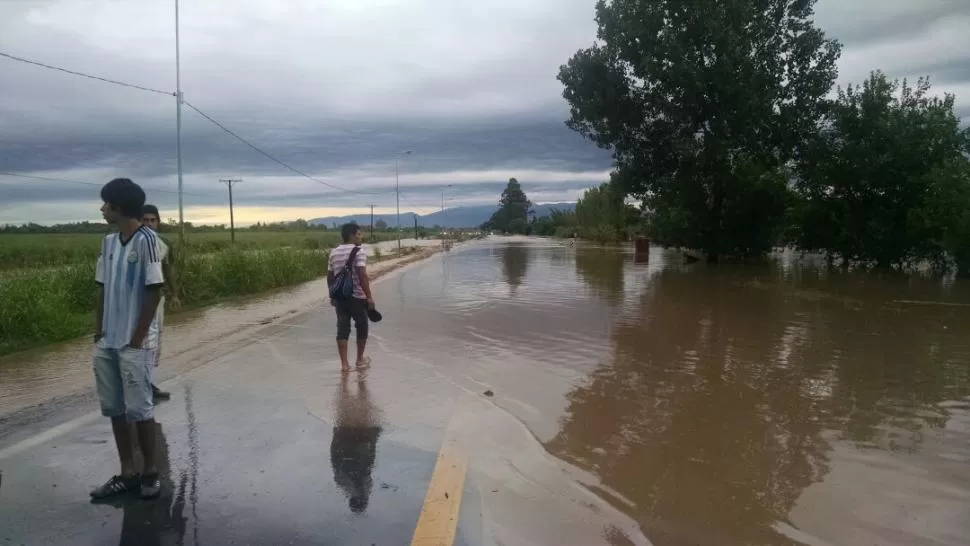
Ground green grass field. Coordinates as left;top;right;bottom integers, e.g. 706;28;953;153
0;230;411;356
0;231;399;270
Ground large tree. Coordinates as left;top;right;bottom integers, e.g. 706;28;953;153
793;72;970;270
558;0;841;262
484;178;532;234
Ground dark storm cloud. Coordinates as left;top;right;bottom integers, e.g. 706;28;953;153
815;1;970;47
911;58;970;87
0;175;600;210
0;115;610;180
2;0;969;223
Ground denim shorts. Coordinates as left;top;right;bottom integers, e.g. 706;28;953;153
93;346;156;422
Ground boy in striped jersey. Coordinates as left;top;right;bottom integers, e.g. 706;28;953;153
89;178;166;501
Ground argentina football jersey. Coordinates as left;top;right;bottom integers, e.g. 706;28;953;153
95;225;165;349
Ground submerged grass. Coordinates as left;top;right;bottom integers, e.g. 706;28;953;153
0;244;419;356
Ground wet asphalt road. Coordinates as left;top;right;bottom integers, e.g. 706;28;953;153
0;309;481;546
0;239;645;546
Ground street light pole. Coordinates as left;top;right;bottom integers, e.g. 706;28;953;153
440;183;453;214
440;184;453;236
395;150;412;252
367;204;375;242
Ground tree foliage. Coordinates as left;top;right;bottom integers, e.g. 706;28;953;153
532;209;577;237
792;72;970;269
575;181;641;243
484;178;532;234
918;158;970;276
558;0;841;262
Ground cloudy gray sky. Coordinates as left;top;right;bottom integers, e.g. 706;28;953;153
1;0;968;225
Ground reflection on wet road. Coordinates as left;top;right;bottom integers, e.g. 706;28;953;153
331;372;382;515
2;236;970;545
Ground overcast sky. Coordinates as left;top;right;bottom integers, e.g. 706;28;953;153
1;0;968;225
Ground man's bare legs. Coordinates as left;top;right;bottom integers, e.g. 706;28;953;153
110;419;158;475
135;419;157;476
111;416;137;477
356;337;369;369
338;340;351;372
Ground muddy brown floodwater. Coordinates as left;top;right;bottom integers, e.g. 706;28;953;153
370;237;970;546
3;236;970;545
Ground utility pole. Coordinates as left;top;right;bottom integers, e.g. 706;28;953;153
414;215;418;240
220;178;242;242
175;0;185;246
396;150;412;252
366;204;375;242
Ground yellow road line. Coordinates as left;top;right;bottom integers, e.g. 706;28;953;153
411;436;468;546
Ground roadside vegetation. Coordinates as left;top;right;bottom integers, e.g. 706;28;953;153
486;0;970;276
0;228;414;356
557;0;970;273
0;230;399;271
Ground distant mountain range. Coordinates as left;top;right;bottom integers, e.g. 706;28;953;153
309;202;576;229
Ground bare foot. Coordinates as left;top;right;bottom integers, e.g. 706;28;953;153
355;357;371;370
341;361;351;373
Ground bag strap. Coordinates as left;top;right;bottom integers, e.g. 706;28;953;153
342;245;362;270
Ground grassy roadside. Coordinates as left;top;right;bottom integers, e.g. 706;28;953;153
0;245;423;357
0;231;401;271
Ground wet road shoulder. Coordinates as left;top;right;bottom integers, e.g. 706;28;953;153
0;264;479;546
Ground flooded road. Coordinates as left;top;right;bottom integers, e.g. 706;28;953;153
2;236;970;545
370;237;970;545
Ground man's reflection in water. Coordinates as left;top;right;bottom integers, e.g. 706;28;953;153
330;372;382;514
117;422;186;546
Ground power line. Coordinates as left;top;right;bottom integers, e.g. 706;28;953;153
0;51;422;201
183;101;393;196
0;171;214;197
0;51;174;97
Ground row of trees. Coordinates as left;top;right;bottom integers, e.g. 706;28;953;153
1;218;407;234
482;177;643;243
0;220;307;234
0;221;117;234
530;182;642;243
557;0;970;274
